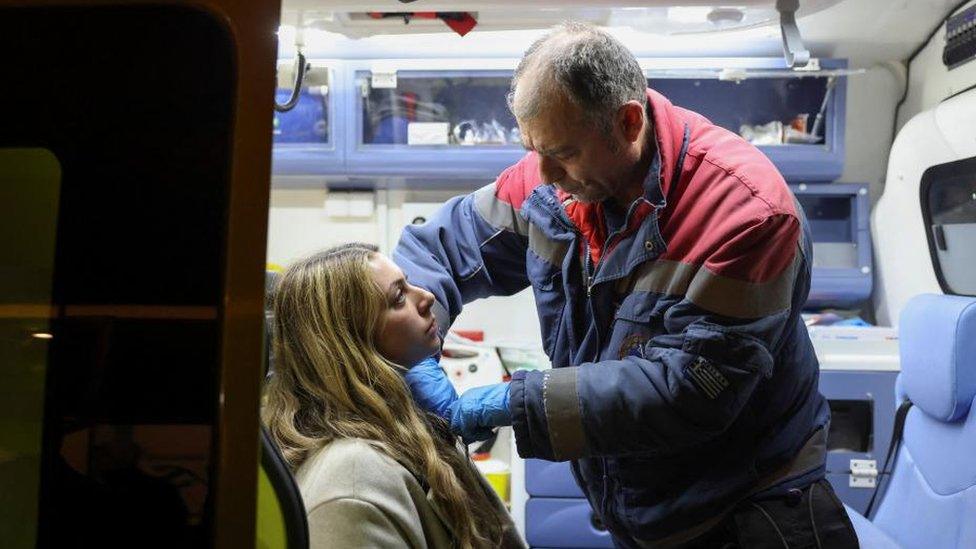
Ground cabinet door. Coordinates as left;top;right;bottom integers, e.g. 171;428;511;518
646;58;847;182
791;183;873;307
347;66;526;180
0;4;270;547
273;61;345;176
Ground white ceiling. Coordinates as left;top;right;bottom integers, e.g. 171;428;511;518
278;0;969;67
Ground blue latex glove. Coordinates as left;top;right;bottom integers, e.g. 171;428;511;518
404;356;458;419
448;382;512;444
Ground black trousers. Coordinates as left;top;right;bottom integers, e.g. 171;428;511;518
682;480;860;549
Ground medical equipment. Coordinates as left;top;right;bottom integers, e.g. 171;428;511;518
440;332;507;394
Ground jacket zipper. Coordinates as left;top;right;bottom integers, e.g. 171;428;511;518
580;240;610;523
588;199;646;528
584;241;594;298
545;191;647;528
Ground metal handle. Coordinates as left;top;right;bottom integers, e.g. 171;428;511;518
777;0;810;68
274;52;309;113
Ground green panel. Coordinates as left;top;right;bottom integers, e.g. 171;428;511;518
0;148;61;547
256;464;288;549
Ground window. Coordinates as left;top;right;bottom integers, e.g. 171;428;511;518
0;148;61;547
921;156;976;296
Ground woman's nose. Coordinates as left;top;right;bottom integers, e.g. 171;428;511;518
415;286;434;315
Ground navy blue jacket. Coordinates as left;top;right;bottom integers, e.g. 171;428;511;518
394;90;829;546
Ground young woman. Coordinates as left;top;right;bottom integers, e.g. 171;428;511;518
263;243;523;549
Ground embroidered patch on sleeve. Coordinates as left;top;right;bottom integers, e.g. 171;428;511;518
686;356;730;399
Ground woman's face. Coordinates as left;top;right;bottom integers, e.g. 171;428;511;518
368;254;441;366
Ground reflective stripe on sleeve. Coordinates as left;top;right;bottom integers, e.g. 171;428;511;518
544;367;587;460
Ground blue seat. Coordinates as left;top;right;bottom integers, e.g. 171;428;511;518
846;294;976;548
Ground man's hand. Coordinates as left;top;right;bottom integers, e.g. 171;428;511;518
404;356;457;419
448;383;512;444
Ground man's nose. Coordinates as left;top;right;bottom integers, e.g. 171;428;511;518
539;155;566;184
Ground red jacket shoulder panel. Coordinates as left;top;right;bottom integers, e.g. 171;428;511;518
495;153;543;211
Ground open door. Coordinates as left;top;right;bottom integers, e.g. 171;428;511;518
0;2;278;547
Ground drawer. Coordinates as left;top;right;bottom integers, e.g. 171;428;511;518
525;498;613;548
525;459;584;497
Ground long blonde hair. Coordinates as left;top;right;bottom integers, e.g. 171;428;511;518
262;243;503;548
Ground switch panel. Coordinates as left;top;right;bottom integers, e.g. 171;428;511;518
945;4;976;69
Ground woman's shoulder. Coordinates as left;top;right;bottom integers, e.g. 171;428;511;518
295;437;422;511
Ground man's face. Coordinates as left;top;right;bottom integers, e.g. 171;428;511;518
518;89;635;204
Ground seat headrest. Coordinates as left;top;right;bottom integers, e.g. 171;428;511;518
899;294;976;421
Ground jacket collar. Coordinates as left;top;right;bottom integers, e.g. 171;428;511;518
552;88;689;265
646;87;686;204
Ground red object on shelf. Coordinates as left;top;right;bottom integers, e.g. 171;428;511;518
365;11;477;37
452;329;484;342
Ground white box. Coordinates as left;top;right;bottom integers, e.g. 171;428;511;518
407;122;449;145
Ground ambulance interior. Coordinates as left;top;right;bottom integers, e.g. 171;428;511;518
0;0;974;547
264;1;976;547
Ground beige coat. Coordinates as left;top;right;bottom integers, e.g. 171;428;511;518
296;437;526;549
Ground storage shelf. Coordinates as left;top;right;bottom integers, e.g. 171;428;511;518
272;57;848;187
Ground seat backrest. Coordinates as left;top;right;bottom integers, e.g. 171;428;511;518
264;270;280;378
873;294;976;549
258;269;309;549
260;425;309;549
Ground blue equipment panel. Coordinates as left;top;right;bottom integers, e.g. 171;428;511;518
791;183;873;308
819;369;899;516
525;499;615;548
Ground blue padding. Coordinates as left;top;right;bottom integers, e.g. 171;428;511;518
899;294;976;421
873;442;976;548
901;403;976;496
525;498;614;548
844;505;900;549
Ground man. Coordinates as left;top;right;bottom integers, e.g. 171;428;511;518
396;22;857;548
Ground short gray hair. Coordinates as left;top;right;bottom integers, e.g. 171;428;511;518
508;21;647;134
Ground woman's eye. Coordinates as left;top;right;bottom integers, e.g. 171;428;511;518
394;291;406;306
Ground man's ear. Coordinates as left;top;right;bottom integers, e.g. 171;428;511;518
617;100;645;144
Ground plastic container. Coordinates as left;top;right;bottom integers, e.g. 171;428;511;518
473;457;510;504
